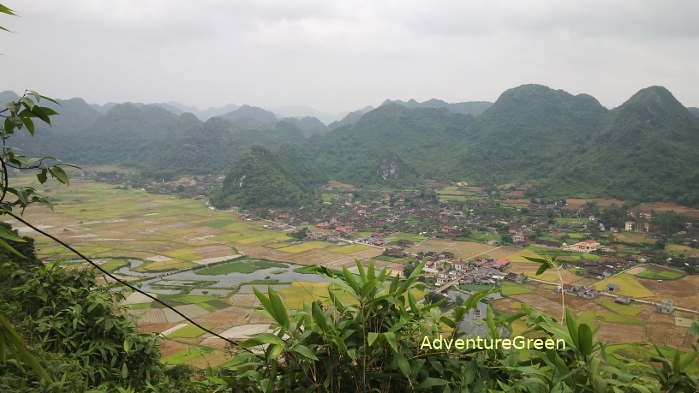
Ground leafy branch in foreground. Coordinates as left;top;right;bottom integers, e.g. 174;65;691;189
524;254;568;324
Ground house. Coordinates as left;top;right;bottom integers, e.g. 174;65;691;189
452;261;465;271
606;283;620;293
484;259;511;271
625;221;636;232
423;267;439;275
505;272;526;283
564;240;600;252
390;266;404;278
512;234;526;243
656;299;674;314
614;295;631;305
384;248;407;258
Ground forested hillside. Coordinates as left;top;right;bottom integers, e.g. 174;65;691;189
210;145;315;209
538;86;699;206
3;84;699;205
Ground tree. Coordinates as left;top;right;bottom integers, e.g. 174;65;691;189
289;227;309;241
652;211;686;236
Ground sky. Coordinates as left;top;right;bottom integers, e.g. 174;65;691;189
2;0;698;117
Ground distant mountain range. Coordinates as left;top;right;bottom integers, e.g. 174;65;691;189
2;85;698;207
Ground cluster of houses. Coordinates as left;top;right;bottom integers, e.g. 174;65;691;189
558;283;676;314
557;284;601;299
419;253;518;286
262;196;474;239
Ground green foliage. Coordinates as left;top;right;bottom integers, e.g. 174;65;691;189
0;260;165;392
197;258;287;275
215;260;689;392
210;145;315;209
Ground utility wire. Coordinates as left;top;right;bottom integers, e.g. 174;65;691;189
6;210;257;355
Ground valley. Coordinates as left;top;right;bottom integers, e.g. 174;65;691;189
8;175;698;368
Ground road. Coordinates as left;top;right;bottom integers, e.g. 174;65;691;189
525;277;698;314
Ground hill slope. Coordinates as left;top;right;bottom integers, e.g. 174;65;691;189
538;86;699;205
210;146;313;208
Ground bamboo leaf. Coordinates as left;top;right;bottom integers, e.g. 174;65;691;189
292;344;318;361
383;332;398;353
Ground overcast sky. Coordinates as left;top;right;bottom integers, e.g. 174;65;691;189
2;0;698;116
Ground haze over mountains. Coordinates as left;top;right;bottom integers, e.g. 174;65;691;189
3;84;699;207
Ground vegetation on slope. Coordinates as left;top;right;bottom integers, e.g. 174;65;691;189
210;145;315;209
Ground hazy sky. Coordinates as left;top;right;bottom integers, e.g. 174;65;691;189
2;0;698;115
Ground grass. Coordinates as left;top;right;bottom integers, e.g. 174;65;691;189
634;267;684;280
373;255;413;264
101;259;129;272
329;244;371;254
197;259;288;275
161;294;218;304
465;231;501;243
136;259;195;272
596;312;646;325
162;347;213;365
438;195;471;202
593;274;655;298
163;248;203;262
166;324;210;338
500;282;533;296
202;219;235;229
198;299;231;312
614;233;655;244
509;246;600;263
267;241;295;249
595;299;644;316
321;193;341;202
128;302;152;310
277;241;331;254
666;244;699;257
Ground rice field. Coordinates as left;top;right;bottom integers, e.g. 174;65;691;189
634;267;684;280
593;274;655;298
595;299;644;316
277;241;332;254
197;259;287;275
407;239;496;259
166;324;210;338
328;244;371;254
500;282;533;296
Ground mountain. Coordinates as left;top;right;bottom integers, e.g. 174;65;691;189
328;106;374;130
279;116;328;137
6;85;699;207
315;103;471;185
689;107;699;118
454;84;609;183
210;145;313;209
274;143;328;189
538;86;699;206
383;98;492;116
158;102;240;120
267;105;338;124
217;105;277;130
